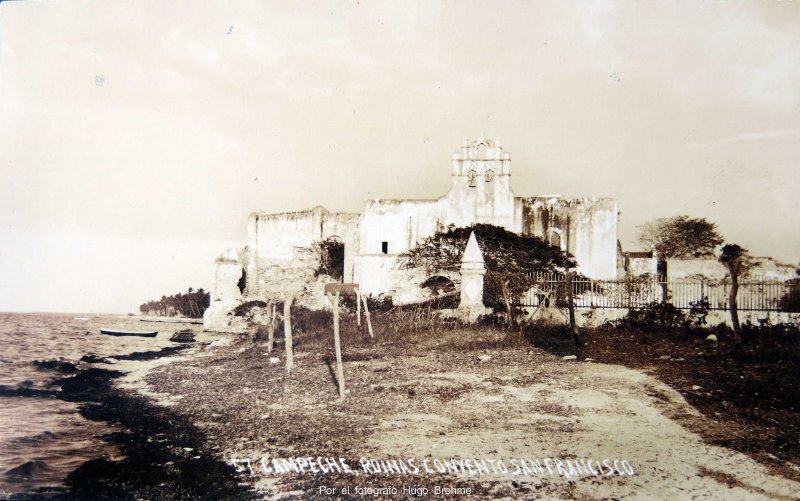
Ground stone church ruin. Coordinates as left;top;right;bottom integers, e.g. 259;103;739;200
204;137;619;330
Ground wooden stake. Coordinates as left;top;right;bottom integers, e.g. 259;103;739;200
564;269;581;347
356;288;362;327
362;294;374;339
330;292;346;399
284;293;294;372
266;301;275;353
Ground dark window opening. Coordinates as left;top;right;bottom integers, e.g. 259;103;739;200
316;238;345;281
421;276;456;296
381;241;388;254
549;231;561;249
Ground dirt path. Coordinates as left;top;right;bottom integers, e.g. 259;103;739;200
138;337;800;500
363;357;800;500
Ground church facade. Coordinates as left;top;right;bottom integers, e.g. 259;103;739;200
210;137;619;306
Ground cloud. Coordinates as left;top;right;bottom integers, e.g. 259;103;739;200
707;129;800;148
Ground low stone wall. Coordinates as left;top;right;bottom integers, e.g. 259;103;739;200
523;306;799;328
666;257;797;282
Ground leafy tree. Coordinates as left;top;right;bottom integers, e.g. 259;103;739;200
399;224;576;323
638;215;724;259
719;244;756;342
400;224;574;275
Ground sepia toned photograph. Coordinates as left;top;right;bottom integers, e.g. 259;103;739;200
1;0;798;499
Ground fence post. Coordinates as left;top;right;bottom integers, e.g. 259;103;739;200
356;287;362;326
283;293;294;372
362;294;374;339
329;291;346;400
266;300;275;353
564;268;581;347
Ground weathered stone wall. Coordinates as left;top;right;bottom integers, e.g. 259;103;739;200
667;257;797;281
573;307;799;328
622;251;658;277
517;196;619;279
353;254;425;299
751;257;798;281
665;258;728;281
357;199;444;258
245;206;359;299
211;247;247;301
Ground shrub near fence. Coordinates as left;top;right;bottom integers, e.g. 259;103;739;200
516;273;800;312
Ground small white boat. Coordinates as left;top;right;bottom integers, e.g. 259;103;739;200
74;317;90;321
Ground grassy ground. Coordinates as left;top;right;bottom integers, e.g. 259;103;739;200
136;306;800;499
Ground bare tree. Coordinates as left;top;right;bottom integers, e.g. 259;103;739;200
719;244;755;343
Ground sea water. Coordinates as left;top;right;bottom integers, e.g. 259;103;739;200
0;312;196;497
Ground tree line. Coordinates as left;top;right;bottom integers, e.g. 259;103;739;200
139;288;210;318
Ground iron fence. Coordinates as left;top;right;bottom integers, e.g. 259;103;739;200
514;273;800;312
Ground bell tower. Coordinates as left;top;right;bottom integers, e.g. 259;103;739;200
447;136;514;226
451;136;511;195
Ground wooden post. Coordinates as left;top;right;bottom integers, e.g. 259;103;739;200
329;292;346;399
729;273;741;343
266;301;275;353
362;294;374;339
564;269;581;347
283;293;294;372
356;288;362;327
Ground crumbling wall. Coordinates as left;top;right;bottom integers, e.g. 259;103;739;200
353;254;435;302
623;251;657;277
666;257;796;281
751;257;798;281
245;206;358;299
518;196;618;279
358;199;443;256
665;258;728;281
211;247;248;301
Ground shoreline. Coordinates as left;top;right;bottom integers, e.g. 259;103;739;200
4;336;253;501
8;316;797;500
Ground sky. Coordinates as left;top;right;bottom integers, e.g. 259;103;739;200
0;0;798;313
